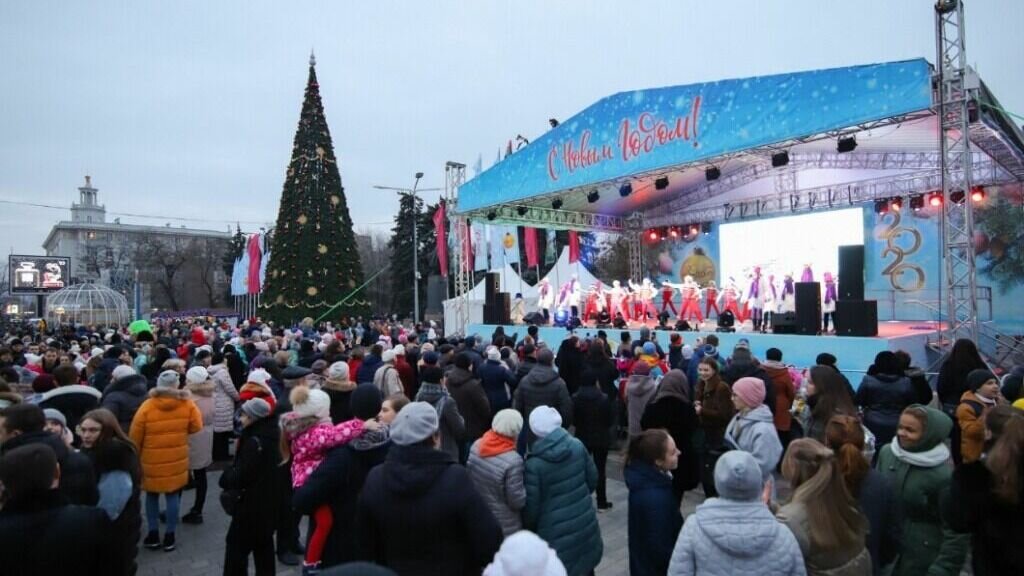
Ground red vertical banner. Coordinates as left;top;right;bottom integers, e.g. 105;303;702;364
568;230;580;263
523;227;538;268
433;202;448;277
460;219;473;270
246;234;263;294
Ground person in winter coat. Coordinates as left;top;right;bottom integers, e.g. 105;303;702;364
572;370;616;510
181;366;215;524
524;406;603;576
0;402;98;506
221;398;281;576
937;338;988;465
776;438;871;575
0;443;117;576
694;356;734;497
354;402;503;576
238;368;277;414
101;370;148;434
824;415;901;575
555;336;584;395
947;408;1024;576
625;429;684;576
686;337;721;388
483;530;568;576
129;370;203;552
372;349;403;397
479;347;517;414
513;348;573;446
875;405;968;576
956;369;1007;464
79;408;143;576
207;358;239;462
641;369;700;504
725;377;783;489
514;344;538;385
392;344;416;397
446;353;492;459
857;351;920;450
414;365;466;461
761;348;796;446
468;409;527;536
668;450;806;576
580;342;620;404
322;361;358;424
797;365;858;443
626;361;657;437
355;347;383;385
721;345;773;414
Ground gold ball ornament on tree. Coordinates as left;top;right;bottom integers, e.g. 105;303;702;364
307;286;318;296
318;244;328;254
330;195;340;206
297;214;308;225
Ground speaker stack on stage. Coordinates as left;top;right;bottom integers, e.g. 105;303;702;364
482;272;511;325
795;282;822;335
834;244;877;336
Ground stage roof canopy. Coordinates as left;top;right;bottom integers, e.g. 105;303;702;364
455;58;1024;231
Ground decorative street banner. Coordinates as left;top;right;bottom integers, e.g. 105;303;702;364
457;59;932;212
433;201;448;277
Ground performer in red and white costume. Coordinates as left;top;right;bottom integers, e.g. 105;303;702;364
629;278;658;322
703;280;720;319
582;281;606;323
665;276;703;323
659;282;679;317
718;278;744;321
603;280;631;322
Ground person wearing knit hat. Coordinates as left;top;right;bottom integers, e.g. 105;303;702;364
668;450;805;574
112;364;136;383
322;361;357;424
468;409;527;535
156;370;181;389
956;368;1006;463
240;397;271;420
389;401;439;446
373;350;403;398
182;363;216;525
185;366;209;386
529;406;563;439
483;530;568;576
724;377;782;488
42;408;74;446
238;368;277;413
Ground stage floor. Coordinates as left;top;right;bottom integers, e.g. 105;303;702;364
468;320;942;383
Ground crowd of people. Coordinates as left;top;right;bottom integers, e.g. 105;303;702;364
0;316;1022;576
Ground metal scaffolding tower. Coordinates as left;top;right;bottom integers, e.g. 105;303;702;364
935;0;980;344
445;161;469;335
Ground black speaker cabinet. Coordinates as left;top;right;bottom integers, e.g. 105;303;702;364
795;282;822;335
484;293;511;325
835;300;878;336
772;312;797;334
484;272;501;305
838;245;865;301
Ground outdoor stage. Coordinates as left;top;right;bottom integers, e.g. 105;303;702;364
468;320;944;382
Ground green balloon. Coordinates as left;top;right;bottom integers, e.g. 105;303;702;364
129;319;153;335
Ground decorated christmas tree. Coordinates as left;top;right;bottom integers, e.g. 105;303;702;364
260;54;366;325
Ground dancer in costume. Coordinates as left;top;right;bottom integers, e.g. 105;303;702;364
779;273;796;313
822;272;837;333
703;280;720;319
800;264;814;283
762;275;778;333
629;278;659;322
659;281;679;317
718;278;744;322
665;276;704;323
536;278;554;324
511;293;526;325
746;266;770;332
582;282;606;324
603;280;631;322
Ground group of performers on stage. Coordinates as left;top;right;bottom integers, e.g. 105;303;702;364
525;264;839;334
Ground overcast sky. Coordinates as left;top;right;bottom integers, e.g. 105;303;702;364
1;1;1021;256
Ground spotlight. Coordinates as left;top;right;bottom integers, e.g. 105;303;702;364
705;166;721;181
771;151;790;167
619;183;632;197
929;192;943;207
654;176;669;190
910;194;925;211
659;227;668;240
667;226;679;239
874;199;889;214
689;224;700;236
647;229;659;241
549;118;560;128
890;197;903;212
516;206;528;216
587;189;600;203
971;186;985;203
701;222;712;235
486;211;497;221
552;308;570;327
837;136;857;153
552;198;563;209
950;189;966;204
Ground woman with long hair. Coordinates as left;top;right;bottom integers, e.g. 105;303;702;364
824;415;901;575
79;408;142;576
937;339;987;465
694;356;734;497
625;429;683;576
641;369;700;504
798;365;859;443
777;438;870;575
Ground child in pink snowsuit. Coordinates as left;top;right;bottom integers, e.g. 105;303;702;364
281;386;372;572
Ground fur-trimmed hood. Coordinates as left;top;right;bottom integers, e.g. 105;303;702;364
240;381;274;397
186;379;216;397
147;386;191;403
322;377;356;392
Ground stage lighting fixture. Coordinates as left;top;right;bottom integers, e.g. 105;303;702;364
647;229;659;241
587;189;600;203
654;176;670;190
950;189;966;204
971;187;985;203
771;151;790;167
552;308;570;327
552;198;563;209
890;197;903;212
909;194;925;211
874;199;889;214
689;224;700;236
486;211;497;221
837;136;857;153
701;222;712;235
668;226;680;239
929;192;943;207
549;118;560;128
516;206;528;216
705;166;721;181
619;183;632;197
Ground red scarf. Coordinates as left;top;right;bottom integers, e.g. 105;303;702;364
478;430;516;458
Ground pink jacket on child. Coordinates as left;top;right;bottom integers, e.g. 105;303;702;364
289;419;365;487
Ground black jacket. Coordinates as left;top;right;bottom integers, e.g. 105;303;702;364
477;359;517;413
948;460;1024;576
84;438;142;576
354;444;502;576
554;344;584;395
513;365;573;444
219;416;281;531
0;490;116;576
856;373;919;448
38;385;102;433
572;385;615;450
445;366;492;444
580;358;620;402
641;396;701;495
100;374;148;433
293;438;390;567
1;431;98;506
514;357;537;385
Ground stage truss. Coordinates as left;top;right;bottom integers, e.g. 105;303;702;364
445;161;469;334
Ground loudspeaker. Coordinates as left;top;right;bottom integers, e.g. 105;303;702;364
835;300;878;336
425;275;445;315
795;282;822;335
524;311;545;325
483;293;511;325
484;272;500;305
772;312;797;334
838;245;865;300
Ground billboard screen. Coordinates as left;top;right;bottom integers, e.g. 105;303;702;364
9;255;71;294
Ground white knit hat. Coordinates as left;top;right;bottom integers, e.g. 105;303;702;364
529;406;562;438
483;530;567;576
111;365;136;382
392;344;405;356
487;347;501;361
290;387;331;421
185;366;209;385
492;409;523;438
247;368;271;386
382;349;396;363
327;361;349;380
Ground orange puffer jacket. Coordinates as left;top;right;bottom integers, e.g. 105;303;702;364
129;387;203;493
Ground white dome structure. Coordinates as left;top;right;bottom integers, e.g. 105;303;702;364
46;283;130;326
